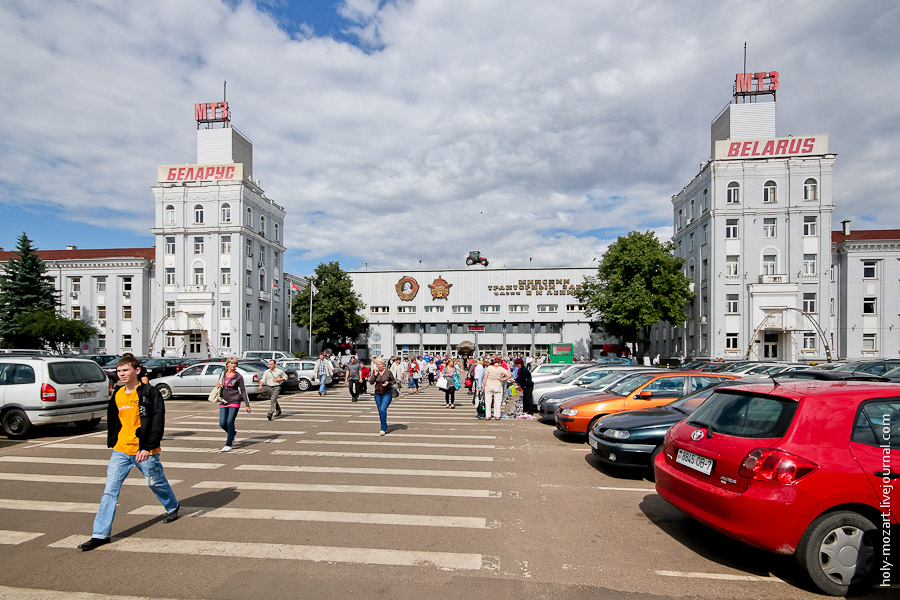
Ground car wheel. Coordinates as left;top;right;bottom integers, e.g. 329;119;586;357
156;384;173;400
74;417;102;431
2;408;32;438
297;378;311;392
795;510;877;596
647;445;663;482
586;415;604;437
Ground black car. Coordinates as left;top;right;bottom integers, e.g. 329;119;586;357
830;359;900;377
141;358;186;380
774;370;890;382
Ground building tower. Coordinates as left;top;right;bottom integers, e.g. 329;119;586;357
149;100;286;357
655;71;836;361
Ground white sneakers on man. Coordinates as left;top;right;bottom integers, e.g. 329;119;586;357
220;445;232;452
379;430;386;436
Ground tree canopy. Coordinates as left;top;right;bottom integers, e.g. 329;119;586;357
0;233;60;348
574;230;692;357
290;261;366;353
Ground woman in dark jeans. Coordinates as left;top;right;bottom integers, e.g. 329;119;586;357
513;357;534;415
216;357;251;452
368;359;395;435
442;359;460;408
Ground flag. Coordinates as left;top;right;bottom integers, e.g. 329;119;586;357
311;283;319;296
290;282;301;292
272;280;278;290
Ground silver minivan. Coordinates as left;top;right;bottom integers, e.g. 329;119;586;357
277;358;333;392
0;357;110;438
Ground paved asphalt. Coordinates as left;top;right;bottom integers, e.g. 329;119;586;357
0;383;895;600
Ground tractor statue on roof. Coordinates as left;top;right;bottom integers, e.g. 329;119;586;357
466;251;489;267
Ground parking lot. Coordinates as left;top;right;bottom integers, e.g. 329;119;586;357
0;384;894;599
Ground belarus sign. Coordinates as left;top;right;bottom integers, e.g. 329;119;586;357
157;163;243;183
714;136;828;161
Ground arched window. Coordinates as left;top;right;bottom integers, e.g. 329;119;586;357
193;204;204;224
274;223;280;243
246;207;253;226
260;215;266;236
760;248;780;276
803;178;818;202
689;199;695;218
164;204;175;225
763;180;777;203
726;182;740;204
220;203;231;223
192;261;205;286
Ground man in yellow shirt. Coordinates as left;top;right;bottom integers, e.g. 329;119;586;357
78;356;179;551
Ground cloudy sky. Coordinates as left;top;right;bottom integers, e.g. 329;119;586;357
1;0;898;276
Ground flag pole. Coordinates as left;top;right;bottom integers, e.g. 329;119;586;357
308;283;313;356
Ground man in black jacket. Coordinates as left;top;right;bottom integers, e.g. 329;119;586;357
78;356;180;551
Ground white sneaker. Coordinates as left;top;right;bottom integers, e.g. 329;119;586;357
379;430;386;436
220;445;232;452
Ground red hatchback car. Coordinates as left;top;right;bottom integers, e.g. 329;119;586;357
654;381;898;596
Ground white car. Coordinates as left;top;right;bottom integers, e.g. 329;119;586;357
277;359;334;392
150;362;266;400
0;356;110;438
242;350;293;362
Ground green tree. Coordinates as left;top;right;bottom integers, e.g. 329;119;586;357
290;261;366;353
16;309;99;354
574;231;692;358
0;232;59;348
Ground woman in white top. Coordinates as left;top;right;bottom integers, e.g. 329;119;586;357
482;357;512;420
389;357;404;391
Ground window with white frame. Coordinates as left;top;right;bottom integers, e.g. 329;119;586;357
725;219;739;238
703;224;708;243
370;306;390;313
803;216;818;236
452;305;472;314
260;215;266;236
258;306;264;322
193;264;205;286
480;305;500;313
97;306;106;320
725;294;739;314
165;237;175;255
165;335;175;349
245;269;252;288
246;206;252;226
397;306;416;313
122;306;132;319
803;178;818;202
221;333;231;348
221;235;231;254
274;223;280;242
71;277;81;293
246;333;252;349
763;180;777;203
165;268;175;285
274;251;279;268
193;204;204;224
509;305;529;313
164;204;175;225
862;333;877;351
567;304;584;312
194;236;204;254
245;303;251;319
762;254;777;275
689;233;694;251
725;333;739;350
802;293;817;314
763;218;776;238
95;276;106;293
122;277;132;292
537;304;558;313
726;255;739;277
97;334;106;350
165;301;175;317
220;203;231;223
221;301;231;319
863;297;877;314
245;239;253;257
72;305;81;320
803;254;817;275
726;182;740;204
122;334;132;349
702;188;708;212
863;260;877;279
802;332;817;350
221;268;231;286
423;306;444;313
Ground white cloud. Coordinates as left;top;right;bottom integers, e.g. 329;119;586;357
0;0;898;273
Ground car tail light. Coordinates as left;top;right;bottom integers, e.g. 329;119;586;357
253;375;259;383
738;448;817;484
41;383;57;402
108;380;114;397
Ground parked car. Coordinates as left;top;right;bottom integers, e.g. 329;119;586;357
242;350;293;362
775;370;890;382
0;349;53;356
655;380;899;596
531;362;596;385
149;362;266;400
831;359;900;377
0;356;111;438
555;371;740;436
536;367;656;420
141;358;188;380
533;366;613;400
277;358;334;392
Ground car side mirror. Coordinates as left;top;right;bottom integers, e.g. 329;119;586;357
638;391;652;399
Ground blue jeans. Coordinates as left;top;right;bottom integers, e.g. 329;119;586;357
373;392;392;431
92;450;178;539
319;377;327;394
219;405;239;446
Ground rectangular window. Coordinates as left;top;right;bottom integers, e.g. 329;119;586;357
274;251;279;268
165;301;175;317
725;255;739;277
71;277;81;293
802;332;817;350
689;233;694;251
165;268;175;285
370;306;389;313
725;294;739;314
762;254;777;276
165;236;175;255
193;266;205;286
97;334;106;350
863;260;877;279
480;305;500;313
97;305;106;319
122;277;132;292
397;306;416;313
245;269;252;288
726;184;740;204
452;305;472;314
165;335;175;348
194;236;204;254
803;216;818;236
221;333;231;348
221;235;231;255
803;254;817;275
423;306;444;313
763;183;777;203
863;297;877;314
534;322;560;334
258;307;264;321
221;301;231;319
246;333;252;349
763;218;776;238
862;333;877;351
725;219;738;239
95;276;107;293
802;293;817;314
245;303;251;319
725;333;739;350
221;268;231;286
509;305;529;313
72;306;81;320
246;239;253;257
537;304;558;313
122;306;132;319
566;304;583;312
122;334;132;349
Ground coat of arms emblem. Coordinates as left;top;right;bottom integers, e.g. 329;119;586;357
395;276;419;301
428;276;452;300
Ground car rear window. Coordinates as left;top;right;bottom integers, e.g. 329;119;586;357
852;400;900;448
48;361;107;384
687;391;798;439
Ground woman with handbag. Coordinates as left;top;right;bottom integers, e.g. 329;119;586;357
215;357;251;452
368;359;396;435
407;359;420;395
440;359;461;409
513;357;534;415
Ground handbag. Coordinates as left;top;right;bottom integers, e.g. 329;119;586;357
207;373;224;402
436;376;449;390
391;385;400;398
464;376;473;387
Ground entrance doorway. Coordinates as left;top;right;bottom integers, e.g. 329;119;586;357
763;332;779;359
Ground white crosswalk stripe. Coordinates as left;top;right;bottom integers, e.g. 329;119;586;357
0;456;223;470
162;436;285;443
317;432;495;439
166;427;307;435
32;443;259;455
294;439;495;449
0;499;98;513
0;472;183;486
234;464;492;478
192;480;501;497
271;449;493;462
0;529;44;544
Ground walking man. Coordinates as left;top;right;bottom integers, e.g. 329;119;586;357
78;356;179;551
315;352;334;396
345;355;362;402
260;359;287;420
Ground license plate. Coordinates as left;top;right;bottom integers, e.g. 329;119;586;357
676;448;714;475
71;391;97;399
589;437;599;450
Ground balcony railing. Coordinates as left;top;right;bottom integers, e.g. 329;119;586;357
758;274;787;284
258;290;271;302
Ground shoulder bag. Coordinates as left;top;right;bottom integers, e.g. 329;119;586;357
207;372;225;402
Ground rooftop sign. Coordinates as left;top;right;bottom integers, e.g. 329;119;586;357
733;71;778;101
713;135;828;161
157;163;243;183
195;101;230;126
